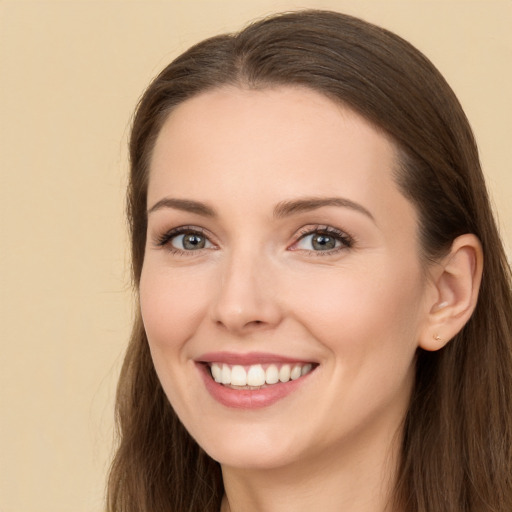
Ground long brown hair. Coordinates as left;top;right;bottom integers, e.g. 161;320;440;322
107;10;512;511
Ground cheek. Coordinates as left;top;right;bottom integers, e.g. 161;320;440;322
139;265;211;354
138;264;214;416
292;264;423;424
287;261;425;360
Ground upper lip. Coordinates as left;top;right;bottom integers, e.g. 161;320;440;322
196;351;316;365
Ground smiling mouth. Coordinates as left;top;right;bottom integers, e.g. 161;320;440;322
207;362;316;389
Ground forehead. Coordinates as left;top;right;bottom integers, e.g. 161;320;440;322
152;86;393;159
148;86;414;231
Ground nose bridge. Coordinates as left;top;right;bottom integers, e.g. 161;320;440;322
211;242;281;332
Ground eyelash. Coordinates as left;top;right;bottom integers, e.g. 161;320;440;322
292;225;354;256
155;226;213;256
154;224;354;256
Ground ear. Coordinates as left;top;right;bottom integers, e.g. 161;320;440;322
419;234;483;351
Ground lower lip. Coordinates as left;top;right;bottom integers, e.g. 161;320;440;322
197;364;314;409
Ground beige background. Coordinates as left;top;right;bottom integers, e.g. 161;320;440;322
0;1;510;510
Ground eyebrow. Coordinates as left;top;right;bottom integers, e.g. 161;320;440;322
147;195;374;221
147;198;216;217
273;197;375;221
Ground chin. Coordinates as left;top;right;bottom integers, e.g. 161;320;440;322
208;443;296;471
193;422;305;470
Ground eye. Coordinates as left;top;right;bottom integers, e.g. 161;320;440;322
291;226;353;253
296;232;341;251
171;232;211;250
156;227;214;253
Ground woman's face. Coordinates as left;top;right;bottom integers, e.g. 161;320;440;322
140;86;434;471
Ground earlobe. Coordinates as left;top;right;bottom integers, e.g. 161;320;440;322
419;234;483;351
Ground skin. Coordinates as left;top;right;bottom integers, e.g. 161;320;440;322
139;86;446;512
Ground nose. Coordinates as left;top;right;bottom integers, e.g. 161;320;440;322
210;249;283;334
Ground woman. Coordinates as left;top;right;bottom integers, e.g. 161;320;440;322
107;10;512;512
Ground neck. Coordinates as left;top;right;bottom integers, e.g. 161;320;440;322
220;424;402;512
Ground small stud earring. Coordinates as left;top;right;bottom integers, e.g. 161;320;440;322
433;334;442;342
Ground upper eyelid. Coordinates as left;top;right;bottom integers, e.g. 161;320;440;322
290;225;354;250
294;224;353;240
154;225;214;246
152;224;353;248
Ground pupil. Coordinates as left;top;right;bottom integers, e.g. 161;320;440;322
183;233;205;250
312;234;335;250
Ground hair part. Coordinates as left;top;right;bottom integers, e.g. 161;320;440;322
108;10;512;512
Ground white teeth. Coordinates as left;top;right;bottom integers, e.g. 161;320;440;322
221;364;231;385
210;362;314;387
247;364;266;386
290;365;302;380
279;364;291;382
265;364;279;384
211;363;222;383
231;365;247;386
301;363;313;376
